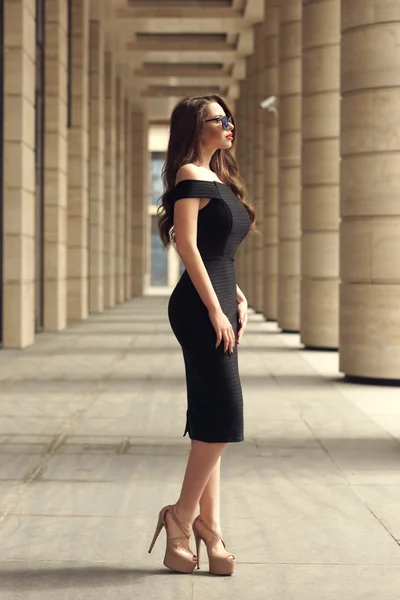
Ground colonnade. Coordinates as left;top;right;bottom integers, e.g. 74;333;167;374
2;0;148;347
236;0;400;381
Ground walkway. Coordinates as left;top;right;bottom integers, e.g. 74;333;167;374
0;297;400;599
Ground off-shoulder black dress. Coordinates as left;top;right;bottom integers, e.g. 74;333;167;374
168;179;251;443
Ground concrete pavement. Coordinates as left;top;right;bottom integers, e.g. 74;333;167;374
0;296;400;599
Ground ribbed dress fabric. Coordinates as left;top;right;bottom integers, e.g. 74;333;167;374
168;179;251;443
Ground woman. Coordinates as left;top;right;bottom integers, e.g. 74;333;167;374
148;95;255;576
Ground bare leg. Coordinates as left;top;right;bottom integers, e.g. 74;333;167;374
199;457;221;531
196;457;230;555
166;440;226;537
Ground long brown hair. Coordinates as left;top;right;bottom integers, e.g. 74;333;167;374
157;94;256;249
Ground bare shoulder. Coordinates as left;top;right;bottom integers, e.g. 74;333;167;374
175;164;203;185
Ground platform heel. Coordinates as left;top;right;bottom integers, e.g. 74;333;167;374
148;505;197;574
193;515;235;576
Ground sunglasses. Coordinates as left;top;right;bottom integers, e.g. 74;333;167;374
205;115;233;130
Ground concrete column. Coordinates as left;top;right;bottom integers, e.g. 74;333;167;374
67;0;89;320
3;0;36;347
88;13;105;313
253;25;265;313
340;2;400;379
124;99;132;299
43;0;68;331
103;48;116;308
301;0;340;348
263;0;279;320
278;0;302;331
115;74;126;303
131;111;148;296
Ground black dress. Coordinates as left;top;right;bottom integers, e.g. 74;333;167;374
168;179;251;443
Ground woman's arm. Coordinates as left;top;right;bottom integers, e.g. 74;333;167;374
175;203;220;314
235;285;248;345
236;284;246;304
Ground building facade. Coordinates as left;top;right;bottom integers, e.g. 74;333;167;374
0;0;399;382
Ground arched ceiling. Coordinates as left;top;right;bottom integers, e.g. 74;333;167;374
107;0;264;121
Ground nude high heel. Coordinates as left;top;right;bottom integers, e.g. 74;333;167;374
148;505;197;574
193;515;235;576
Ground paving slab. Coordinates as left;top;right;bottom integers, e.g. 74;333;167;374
0;454;43;480
351;485;400;541
0;562;192;600
192;565;400;600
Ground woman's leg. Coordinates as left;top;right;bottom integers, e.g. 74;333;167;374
196;456;231;555
199;456;221;531
166;440;226;535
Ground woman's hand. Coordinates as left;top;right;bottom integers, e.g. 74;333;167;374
208;308;235;354
237;299;248;345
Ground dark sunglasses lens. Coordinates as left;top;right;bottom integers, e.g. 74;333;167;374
222;116;232;130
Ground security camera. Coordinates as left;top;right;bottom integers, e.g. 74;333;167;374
260;95;277;114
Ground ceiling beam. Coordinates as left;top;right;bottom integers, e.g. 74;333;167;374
117;7;239;20
128;0;231;6
141;85;223;98
136;76;233;88
148;119;171;126
231;58;245;80
134;66;227;78
243;0;265;21
117;16;244;35
237;28;253;54
127;39;236;52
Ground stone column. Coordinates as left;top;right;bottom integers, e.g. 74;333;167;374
103;48;116;308
253;25;265;313
44;0;68;331
115;74;126;303
125;98;132;299
340;2;400;379
88;12;105;313
263;0;279;320
131;111;148;296
301;0;340;348
3;0;36;347
278;0;302;331
67;0;89;320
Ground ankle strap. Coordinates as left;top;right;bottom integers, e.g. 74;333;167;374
168;505;191;539
194;516;221;539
